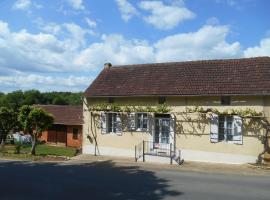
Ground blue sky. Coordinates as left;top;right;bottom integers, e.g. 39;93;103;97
0;0;269;92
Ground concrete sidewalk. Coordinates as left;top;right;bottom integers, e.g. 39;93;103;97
69;154;270;177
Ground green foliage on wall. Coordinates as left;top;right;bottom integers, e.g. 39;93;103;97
88;103;172;113
186;106;263;117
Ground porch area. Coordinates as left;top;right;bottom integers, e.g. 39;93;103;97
135;141;184;165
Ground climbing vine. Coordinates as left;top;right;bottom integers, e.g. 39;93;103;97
88;103;172;113
185;106;263;117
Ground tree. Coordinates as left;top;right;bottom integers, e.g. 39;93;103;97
18;106;54;155
23;90;42;105
0;107;16;148
52;96;68;105
3;90;25;111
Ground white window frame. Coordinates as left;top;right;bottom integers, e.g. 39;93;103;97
218;115;234;142
101;112;122;134
136;113;148;131
107;112;117;133
210;114;243;144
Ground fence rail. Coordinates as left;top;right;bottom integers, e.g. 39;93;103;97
135;141;180;164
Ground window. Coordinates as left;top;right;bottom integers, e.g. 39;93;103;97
108;97;114;103
127;112;149;132
136;113;148;131
221;96;231;105
101;112;122;134
72;128;79;140
210;114;243;144
218;116;233;141
158;96;166;104
108;113;117;133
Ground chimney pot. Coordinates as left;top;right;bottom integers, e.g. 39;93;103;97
104;63;112;69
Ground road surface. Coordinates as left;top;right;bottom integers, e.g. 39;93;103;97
0;159;269;200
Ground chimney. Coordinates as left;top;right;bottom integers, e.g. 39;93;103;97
104;63;112;69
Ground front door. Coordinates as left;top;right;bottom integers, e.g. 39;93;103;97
154;113;175;148
154;118;171;144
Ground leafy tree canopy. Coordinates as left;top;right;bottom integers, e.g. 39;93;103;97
0;90;82;111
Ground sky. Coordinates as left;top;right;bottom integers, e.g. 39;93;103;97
0;0;269;93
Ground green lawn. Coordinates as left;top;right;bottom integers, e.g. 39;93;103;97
0;144;77;158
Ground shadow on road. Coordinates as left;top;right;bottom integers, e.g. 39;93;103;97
0;160;182;200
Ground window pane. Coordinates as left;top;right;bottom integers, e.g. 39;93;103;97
108;113;113;133
112;113;117;133
226;117;233;141
221;96;231;105
137;114;142;129
142;114;148;129
72;128;78;140
218;116;225;141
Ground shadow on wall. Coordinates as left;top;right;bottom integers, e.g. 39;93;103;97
0;160;182;200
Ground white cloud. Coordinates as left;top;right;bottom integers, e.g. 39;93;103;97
115;0;139;22
13;0;31;10
244;37;270;57
66;0;85;10
0;73;92;92
85;17;97;28
74;34;155;68
154;25;242;61
206;17;220;25
0;20;93;74
12;0;42;11
138;1;195;30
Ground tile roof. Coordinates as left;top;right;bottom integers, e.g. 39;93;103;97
34;105;83;125
84;57;270;97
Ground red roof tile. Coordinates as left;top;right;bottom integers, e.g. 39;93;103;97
84;57;270;97
34;105;83;125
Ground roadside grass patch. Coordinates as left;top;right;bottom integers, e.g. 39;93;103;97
0;144;77;160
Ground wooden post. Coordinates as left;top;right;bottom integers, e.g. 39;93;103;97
143;140;145;162
170;143;172;165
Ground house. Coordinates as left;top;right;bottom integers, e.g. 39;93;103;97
36;105;83;148
82;57;270;164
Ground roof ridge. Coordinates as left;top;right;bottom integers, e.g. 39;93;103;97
111;56;270;69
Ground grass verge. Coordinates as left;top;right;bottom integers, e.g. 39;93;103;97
0;144;77;161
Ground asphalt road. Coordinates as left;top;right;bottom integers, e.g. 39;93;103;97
0;159;269;200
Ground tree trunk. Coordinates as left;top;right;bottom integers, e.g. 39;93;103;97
31;134;37;155
257;129;269;164
0;133;6;151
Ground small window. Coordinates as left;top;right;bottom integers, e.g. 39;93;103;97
158;96;166;104
218;115;234;141
108;113;117;133
101;112;122;134
136;113;148;131
210;114;243;144
72;128;79;140
108;97;114;103
221;96;231;105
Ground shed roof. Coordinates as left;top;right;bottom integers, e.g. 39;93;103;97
35;105;83;125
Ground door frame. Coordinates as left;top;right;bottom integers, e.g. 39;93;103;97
152;114;175;149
